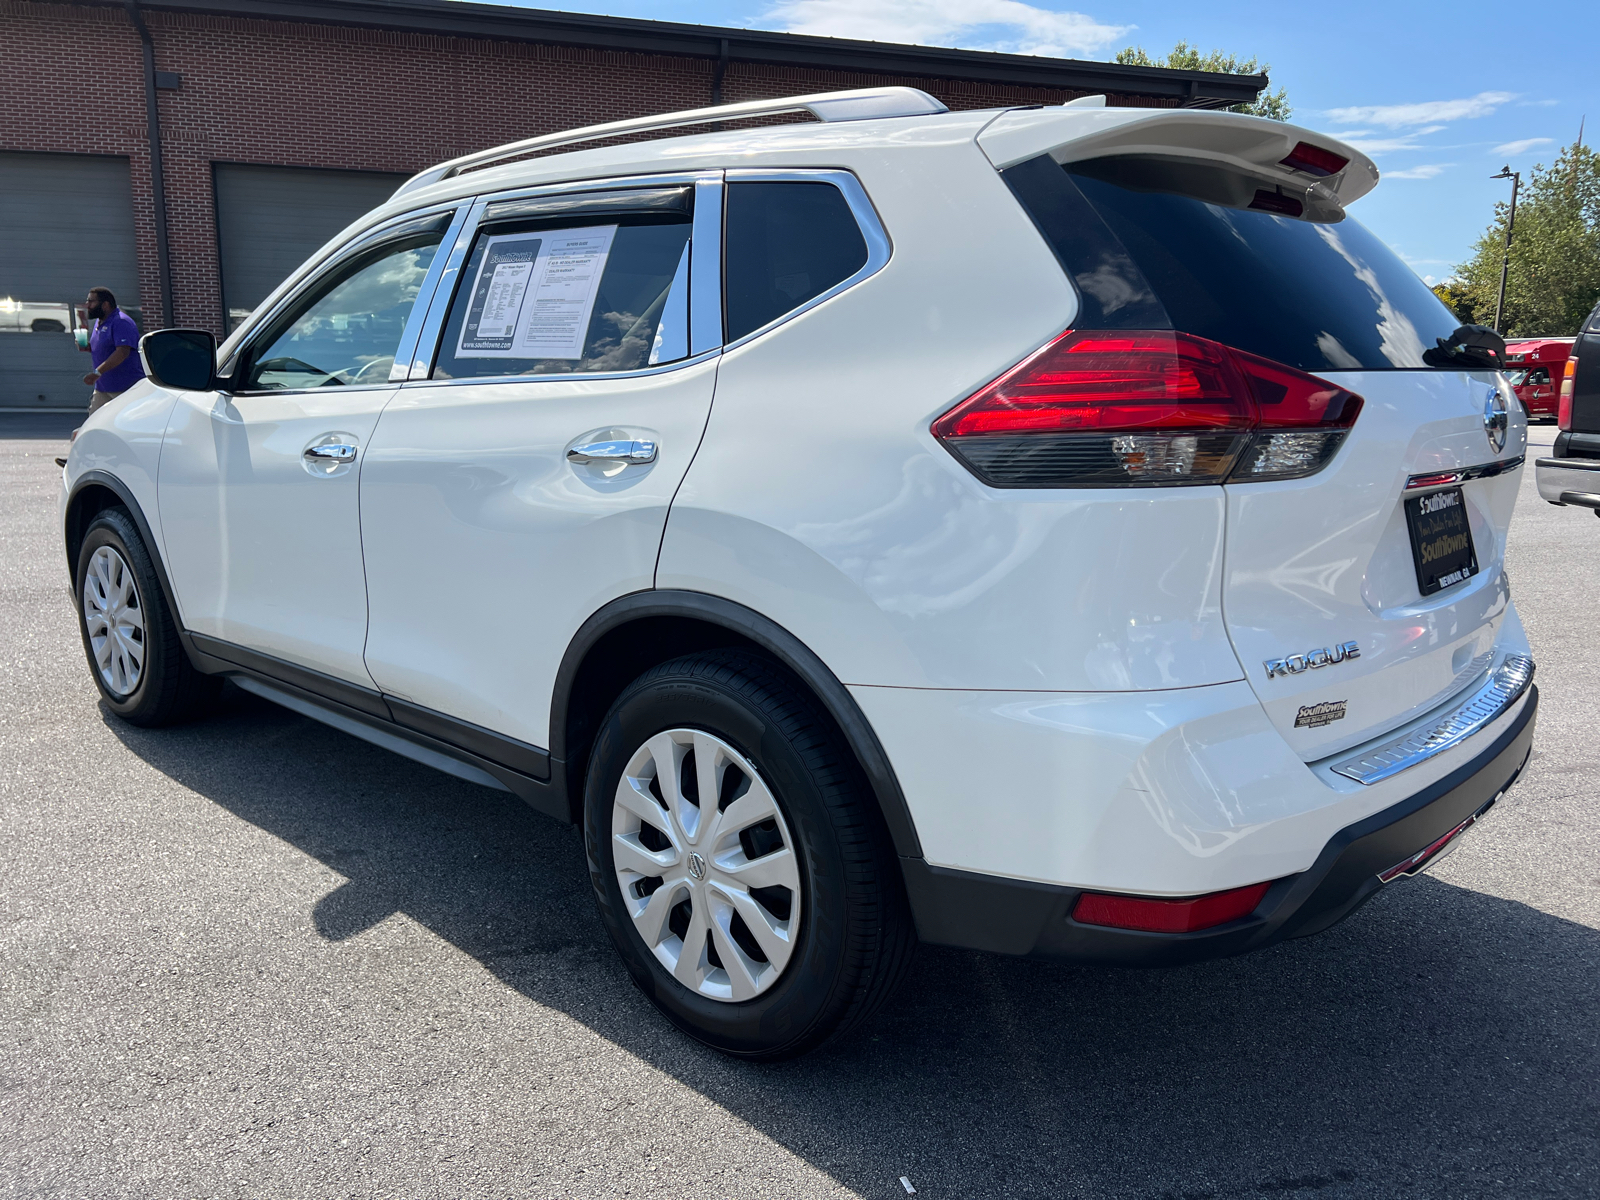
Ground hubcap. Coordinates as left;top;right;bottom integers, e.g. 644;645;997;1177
82;545;145;697
611;729;802;1003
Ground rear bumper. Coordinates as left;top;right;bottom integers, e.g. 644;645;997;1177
903;684;1536;964
1535;455;1600;508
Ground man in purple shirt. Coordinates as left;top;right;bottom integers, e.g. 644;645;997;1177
81;286;145;414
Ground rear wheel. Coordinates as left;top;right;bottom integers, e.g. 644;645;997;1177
75;508;217;726
584;650;914;1059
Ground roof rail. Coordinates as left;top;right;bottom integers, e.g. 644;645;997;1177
394;86;949;197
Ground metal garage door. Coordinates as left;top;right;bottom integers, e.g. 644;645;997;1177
0;152;140;410
214;164;408;332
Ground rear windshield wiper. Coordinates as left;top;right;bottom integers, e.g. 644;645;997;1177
1424;324;1508;370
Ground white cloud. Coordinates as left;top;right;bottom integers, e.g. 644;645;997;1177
1324;91;1515;129
1332;132;1435;154
1493;137;1554;156
1384;163;1451;180
761;0;1130;57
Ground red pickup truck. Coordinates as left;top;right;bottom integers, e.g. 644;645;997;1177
1504;337;1574;421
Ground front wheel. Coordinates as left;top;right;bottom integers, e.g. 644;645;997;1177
74;507;217;726
584;651;914;1059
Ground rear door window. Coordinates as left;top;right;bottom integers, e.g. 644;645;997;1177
432;201;691;380
723;181;869;343
1002;154;1464;371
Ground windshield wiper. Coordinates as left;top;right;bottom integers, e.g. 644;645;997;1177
1424;323;1507;370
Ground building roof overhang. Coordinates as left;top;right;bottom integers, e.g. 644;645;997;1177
116;0;1267;109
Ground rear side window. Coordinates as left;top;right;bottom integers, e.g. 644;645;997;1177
723;182;869;343
1003;154;1463;371
432;214;690;379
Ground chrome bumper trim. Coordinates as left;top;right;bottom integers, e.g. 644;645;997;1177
1535;456;1600;505
1332;655;1535;786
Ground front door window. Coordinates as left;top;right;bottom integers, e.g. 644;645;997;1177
242;227;446;391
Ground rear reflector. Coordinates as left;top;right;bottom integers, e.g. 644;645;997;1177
934;329;1363;488
1072;881;1272;933
1559;357;1577;431
1280;141;1349;178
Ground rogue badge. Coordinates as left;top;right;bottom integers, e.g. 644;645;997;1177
1264;640;1359;679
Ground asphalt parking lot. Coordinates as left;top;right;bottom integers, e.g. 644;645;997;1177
2;410;1596;1199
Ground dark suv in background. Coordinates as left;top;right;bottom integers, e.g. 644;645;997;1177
1537;300;1600;514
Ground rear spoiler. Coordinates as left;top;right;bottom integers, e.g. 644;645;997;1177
978;108;1378;215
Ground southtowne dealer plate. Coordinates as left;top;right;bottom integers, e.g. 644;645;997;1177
1405;486;1479;596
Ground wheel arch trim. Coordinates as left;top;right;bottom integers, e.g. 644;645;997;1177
553;589;924;858
66;470;187;635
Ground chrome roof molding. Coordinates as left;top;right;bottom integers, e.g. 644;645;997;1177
393;86;949;199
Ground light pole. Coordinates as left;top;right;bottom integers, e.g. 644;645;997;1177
1491;165;1521;335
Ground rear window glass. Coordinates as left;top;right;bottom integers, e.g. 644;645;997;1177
723;182;869;343
1002;154;1463;371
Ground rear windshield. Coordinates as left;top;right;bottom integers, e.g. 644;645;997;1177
1003;154;1463;371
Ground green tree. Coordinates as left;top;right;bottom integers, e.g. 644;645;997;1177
1114;41;1290;120
1453;143;1600;337
1432;280;1480;325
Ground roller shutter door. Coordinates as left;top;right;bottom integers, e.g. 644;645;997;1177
214;164;408;332
0;152;140;409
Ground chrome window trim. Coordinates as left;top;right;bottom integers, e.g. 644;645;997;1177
405;171;722;384
389;205;473;382
407;196;489;381
401;347;723;390
689;175;724;357
1328;654;1535;786
720;168;892;353
220;199;465;378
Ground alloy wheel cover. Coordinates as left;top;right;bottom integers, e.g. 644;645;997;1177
611;728;802;1003
83;545;145;697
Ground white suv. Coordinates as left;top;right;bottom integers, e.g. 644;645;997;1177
63;88;1538;1059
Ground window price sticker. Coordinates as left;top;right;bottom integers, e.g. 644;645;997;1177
456;225;617;359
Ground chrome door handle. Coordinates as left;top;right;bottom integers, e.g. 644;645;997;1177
567;439;657;465
304;443;357;464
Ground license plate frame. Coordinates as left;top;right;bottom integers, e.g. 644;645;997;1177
1404;485;1478;596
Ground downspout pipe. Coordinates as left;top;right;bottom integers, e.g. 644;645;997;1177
124;0;173;329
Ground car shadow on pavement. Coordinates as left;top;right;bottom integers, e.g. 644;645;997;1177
107;684;1599;1200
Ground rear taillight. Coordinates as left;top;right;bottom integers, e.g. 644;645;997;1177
1072;881;1272;933
1559;357;1577;431
933;329;1364;488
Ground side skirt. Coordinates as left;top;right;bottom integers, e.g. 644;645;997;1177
188;634;568;823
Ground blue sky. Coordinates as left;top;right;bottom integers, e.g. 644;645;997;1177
489;0;1596;283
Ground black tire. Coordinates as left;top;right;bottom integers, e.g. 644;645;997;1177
74;507;218;726
584;650;915;1059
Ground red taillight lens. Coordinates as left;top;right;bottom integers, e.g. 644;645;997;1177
934;329;1363;488
1072;881;1272;933
1559;357;1577;431
1279;141;1349;178
933;331;1254;437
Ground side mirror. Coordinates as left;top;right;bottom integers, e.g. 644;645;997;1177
140;328;217;391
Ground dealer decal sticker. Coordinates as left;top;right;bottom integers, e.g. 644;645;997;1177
1294;700;1347;729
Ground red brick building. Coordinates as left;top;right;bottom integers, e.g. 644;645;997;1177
0;0;1266;407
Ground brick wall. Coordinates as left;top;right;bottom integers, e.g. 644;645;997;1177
0;0;1174;335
